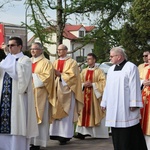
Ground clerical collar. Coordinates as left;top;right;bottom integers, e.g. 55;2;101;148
144;63;149;67
59;56;67;60
89;66;95;68
32;54;44;63
114;59;127;71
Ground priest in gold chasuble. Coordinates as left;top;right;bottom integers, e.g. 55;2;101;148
30;42;56;149
49;44;83;145
75;53;109;139
138;51;150;86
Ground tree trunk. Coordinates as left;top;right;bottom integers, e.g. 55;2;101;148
56;0;63;48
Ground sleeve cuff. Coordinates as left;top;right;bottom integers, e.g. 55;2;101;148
32;73;44;88
92;83;102;99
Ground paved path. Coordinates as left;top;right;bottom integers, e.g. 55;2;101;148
41;136;113;150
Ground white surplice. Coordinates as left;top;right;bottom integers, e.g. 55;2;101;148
0;53;38;150
49;92;75;138
101;61;143;128
76;117;109;138
30;55;51;147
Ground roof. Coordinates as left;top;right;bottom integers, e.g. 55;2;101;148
28;24;95;42
0;22;25;28
63;24;95;40
65;24;83;31
84;26;95;32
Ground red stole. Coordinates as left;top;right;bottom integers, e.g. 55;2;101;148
144;64;149;67
82;70;94;127
32;62;37;73
57;60;65;73
141;68;150;135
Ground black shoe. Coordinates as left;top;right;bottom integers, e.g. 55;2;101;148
109;132;112;136
59;141;67;145
30;145;40;150
73;133;85;140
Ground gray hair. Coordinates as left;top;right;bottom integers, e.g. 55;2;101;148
31;42;43;50
110;46;127;60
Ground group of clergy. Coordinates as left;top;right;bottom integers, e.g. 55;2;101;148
0;39;109;150
29;43;110;149
0;37;150;150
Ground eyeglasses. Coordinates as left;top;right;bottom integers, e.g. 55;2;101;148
143;55;148;57
57;49;65;51
30;48;41;50
110;55;118;58
7;44;17;47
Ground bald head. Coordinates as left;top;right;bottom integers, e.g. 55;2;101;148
58;44;68;50
57;44;68;58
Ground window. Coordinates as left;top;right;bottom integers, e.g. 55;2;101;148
79;31;84;37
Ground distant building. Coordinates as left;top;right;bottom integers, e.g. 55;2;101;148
0;22;27;51
29;24;95;62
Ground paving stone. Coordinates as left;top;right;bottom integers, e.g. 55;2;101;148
41;136;113;150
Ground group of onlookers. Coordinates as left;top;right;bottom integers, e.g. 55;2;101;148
0;36;150;150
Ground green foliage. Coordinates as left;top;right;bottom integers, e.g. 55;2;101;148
120;0;150;65
132;0;150;34
25;0;145;64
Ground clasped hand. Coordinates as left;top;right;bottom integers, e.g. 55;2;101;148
84;81;92;88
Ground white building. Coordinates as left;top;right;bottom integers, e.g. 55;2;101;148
29;24;95;62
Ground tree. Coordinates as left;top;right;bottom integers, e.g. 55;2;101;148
120;0;150;65
24;0;134;62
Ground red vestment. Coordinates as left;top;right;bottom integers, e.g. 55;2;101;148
82;70;94;127
141;69;150;135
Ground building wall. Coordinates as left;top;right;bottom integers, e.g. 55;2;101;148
70;42;93;62
46;33;57;62
42;32;94;62
32;29;94;63
0;23;26;51
4;26;26;51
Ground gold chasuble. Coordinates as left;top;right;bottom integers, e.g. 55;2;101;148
141;66;150;135
77;67;106;127
52;57;83;122
31;54;56;124
138;63;149;80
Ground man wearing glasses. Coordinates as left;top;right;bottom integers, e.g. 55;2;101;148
101;47;147;150
30;42;55;150
49;44;83;145
138;51;150;84
0;37;38;150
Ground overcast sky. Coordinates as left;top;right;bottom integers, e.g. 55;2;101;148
0;0;96;39
0;0;26;25
0;0;56;38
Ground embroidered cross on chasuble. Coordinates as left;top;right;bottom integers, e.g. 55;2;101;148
82;70;94;127
0;72;12;133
